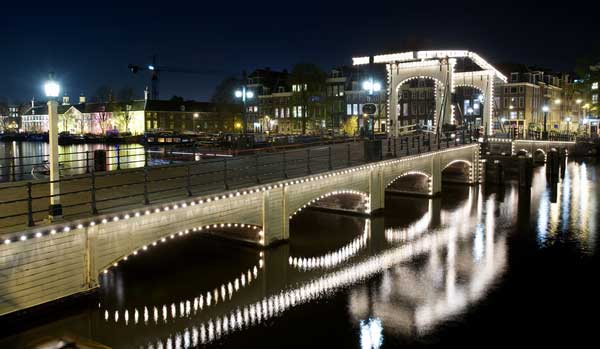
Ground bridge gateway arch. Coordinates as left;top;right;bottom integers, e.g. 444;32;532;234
353;50;507;137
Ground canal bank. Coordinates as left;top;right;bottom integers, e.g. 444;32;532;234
1;159;598;347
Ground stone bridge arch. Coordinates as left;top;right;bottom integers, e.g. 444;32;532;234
385;170;433;196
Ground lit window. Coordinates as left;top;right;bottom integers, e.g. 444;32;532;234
593;82;599;90
347;104;352;115
593;94;598;104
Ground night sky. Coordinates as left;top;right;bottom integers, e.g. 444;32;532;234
1;1;596;104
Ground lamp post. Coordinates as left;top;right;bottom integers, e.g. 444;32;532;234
234;71;254;134
542;105;549;140
566;116;571;137
362;78;381;140
44;73;62;221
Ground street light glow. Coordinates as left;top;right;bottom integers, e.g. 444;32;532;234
148;65;155;70
542;105;549;112
44;80;60;98
234;90;243;98
246;91;254;99
362;81;372;91
576;99;583;104
372;82;382;92
554;99;561;104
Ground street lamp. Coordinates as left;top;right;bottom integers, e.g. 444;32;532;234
542;105;549;140
566;116;571;136
234;85;254;134
362;78;381;140
44;73;62;221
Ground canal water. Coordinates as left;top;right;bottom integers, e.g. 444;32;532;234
0;142;215;182
1;160;598;348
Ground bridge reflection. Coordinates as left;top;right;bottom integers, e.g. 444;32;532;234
83;185;509;348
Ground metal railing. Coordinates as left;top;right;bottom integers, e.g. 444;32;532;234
0;132;474;232
0;138;370;183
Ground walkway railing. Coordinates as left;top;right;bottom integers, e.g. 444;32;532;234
0;132;474;233
0;138;366;183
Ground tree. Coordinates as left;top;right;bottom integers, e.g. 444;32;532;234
170;95;185;102
211;76;241;105
114;104;134;133
290;64;326;134
59;109;77;133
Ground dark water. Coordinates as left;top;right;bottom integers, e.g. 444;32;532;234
1;160;599;348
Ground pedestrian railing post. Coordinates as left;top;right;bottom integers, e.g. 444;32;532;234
27;182;34;227
393;137;397;157
90;170;98;214
223;159;229;190
85;151;90;173
406;138;409;156
283;152;288;178
11;156;16;182
307;149;311;174
428;133;432;152
143;166;150;205
347;143;351;166
144;149;149;167
328;146;333;170
446;134;450;148
117;148;121;170
255;154;260;184
186;164;192;196
417;135;421;153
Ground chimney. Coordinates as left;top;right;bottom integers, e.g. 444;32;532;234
62;94;70;105
79;93;86;104
144;86;149;101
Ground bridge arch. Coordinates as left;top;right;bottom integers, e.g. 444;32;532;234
441;159;473;184
533;148;547;163
385;171;433;196
98;222;264;275
288;189;371;219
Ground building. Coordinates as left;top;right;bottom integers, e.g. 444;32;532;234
18;93;241;135
494;64;569;136
253;65;387;136
246;68;289;132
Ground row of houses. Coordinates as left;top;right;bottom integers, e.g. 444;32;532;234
2;95;241;135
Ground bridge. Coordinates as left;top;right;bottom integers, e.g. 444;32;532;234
486;138;578;162
0;138;480;317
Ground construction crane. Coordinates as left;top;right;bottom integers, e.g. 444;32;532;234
128;55;225;100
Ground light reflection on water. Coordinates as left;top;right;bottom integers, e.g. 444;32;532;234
3;160;599;348
535;160;597;253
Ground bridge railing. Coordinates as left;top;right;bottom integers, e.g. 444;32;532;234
0;132;474;233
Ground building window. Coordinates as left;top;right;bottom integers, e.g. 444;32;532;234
593;94;598;104
504;87;509;94
353;104;358;115
519;97;524;108
347;104;352;115
593;82;599;90
511;72;519;82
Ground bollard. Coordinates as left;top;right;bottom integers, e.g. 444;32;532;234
558;148;567;179
518;156;533;188
546;148;559;183
486;159;504;185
